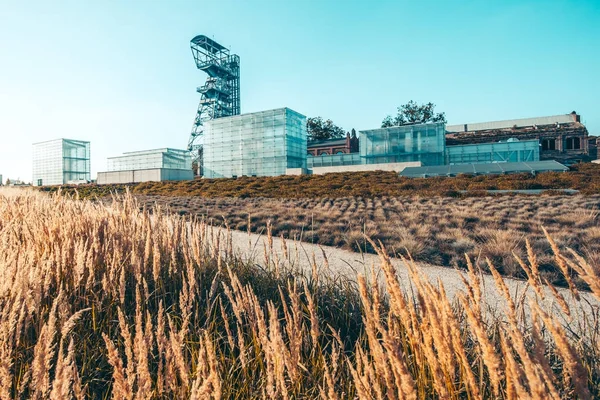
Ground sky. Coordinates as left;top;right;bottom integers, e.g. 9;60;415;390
1;0;599;182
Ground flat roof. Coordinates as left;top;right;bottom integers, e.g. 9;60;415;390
121;148;188;155
308;138;347;146
360;122;445;135
32;138;90;145
107;148;189;160
400;160;568;178
205;107;306;124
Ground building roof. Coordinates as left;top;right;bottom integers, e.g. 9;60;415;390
32;138;90;145
445;122;588;145
446;113;579;133
361;122;445;135
308;138;347;147
107;148;189;160
400;160;569;178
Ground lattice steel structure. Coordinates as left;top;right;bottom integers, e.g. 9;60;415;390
188;35;240;174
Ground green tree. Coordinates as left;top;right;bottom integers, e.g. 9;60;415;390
307;117;345;141
381;101;446;128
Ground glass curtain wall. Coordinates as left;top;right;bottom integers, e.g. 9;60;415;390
203;108;307;178
445;140;539;164
359;123;446;166
33;139;90;186
107;149;192;171
307;153;361;168
63;140;91;182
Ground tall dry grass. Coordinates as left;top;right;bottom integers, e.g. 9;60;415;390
0;189;599;399
132;194;600;286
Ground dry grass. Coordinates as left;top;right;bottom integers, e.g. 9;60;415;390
40;162;600;199
133;194;600;287
1;189;600;399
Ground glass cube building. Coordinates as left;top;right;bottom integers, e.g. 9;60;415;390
445;139;539;165
202;108;307;178
32;139;90;186
107;148;192;171
359;123;446;166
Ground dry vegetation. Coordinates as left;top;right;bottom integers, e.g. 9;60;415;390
135;194;600;287
41;162;600;199
1;189;600;399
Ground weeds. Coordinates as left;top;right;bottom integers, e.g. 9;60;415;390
0;189;599;398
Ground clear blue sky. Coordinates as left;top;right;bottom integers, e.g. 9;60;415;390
1;0;598;182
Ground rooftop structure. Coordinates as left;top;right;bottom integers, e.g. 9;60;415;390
188;35;241;173
203;108;307;178
360;122;446;166
446;112;581;133
400;160;568;178
32;139;90;186
107;148;191;171
446;112;592;164
98;148;193;185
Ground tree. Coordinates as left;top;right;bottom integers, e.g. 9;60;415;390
307;117;345;141
381;100;446;128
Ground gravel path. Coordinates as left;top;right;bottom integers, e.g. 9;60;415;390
210;225;599;323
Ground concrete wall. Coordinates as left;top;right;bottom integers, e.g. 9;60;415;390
306;162;421;175
97;168;193;184
447;114;577;133
285;168;309;175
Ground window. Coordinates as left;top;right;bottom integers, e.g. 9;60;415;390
541;139;556;151
566;137;581;150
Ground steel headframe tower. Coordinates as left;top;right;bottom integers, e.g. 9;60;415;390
188;35;240;174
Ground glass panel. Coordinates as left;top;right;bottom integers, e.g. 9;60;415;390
445;140;539;165
203;108;307;178
359;123;446;166
32;139;90;185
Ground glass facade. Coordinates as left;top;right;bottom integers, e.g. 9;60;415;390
445;140;539;165
307;153;361;168
32;139;90;186
359;123;446;166
107;148;192;171
203;108;307;178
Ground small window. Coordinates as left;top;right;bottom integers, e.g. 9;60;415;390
566;137;581;150
541;139;556;151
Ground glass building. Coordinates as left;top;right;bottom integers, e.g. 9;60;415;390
202;108;307;178
359;123;446;166
307;153;361;168
107;148;192;171
32;139;90;186
445;139;539;165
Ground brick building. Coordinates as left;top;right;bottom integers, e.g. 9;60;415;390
307;129;359;156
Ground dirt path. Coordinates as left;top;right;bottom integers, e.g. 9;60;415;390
208;225;598;323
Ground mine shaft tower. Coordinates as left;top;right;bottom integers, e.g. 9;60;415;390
188;35;240;173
